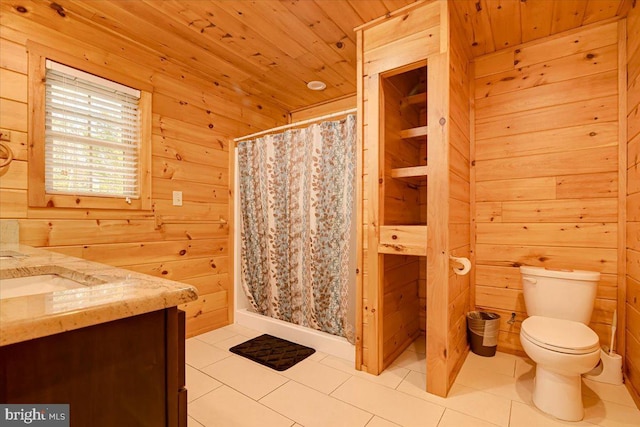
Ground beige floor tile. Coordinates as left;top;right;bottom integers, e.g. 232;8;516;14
583;394;640;427
185;331;638;427
437;409;501;427
260;380;373;427
224;323;264;338
185;338;231;369
366;416;402;427
279;358;351;394
194;326;239;345
398;371;511;427
407;335;426;354
464;351;517;377
186;365;222;402
202;355;288;400
509;401;595;427
455;358;533;404
388;348;427;373
515;357;536;379
190;385;294;427
307;350;328;362
187;415;204;427
320;354;410;389
582;378;637;408
331;376;445;427
212;334;255;352
317;355;357;374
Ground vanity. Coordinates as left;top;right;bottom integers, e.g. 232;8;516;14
0;245;198;427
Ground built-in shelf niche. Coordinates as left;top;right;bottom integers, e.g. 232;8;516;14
382;64;427;227
400;126;428;140
379;225;428;256
378;63;428;371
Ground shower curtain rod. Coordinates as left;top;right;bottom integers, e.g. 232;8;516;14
233;107;357;143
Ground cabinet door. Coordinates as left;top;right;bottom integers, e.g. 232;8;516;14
178;387;188;427
0;310;168;426
178;309;186;388
178;309;187;427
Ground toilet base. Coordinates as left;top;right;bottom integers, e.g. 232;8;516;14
532;365;584;421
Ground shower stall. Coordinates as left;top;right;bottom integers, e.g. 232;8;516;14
233;112;357;361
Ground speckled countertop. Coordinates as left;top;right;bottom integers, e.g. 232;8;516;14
0;244;198;347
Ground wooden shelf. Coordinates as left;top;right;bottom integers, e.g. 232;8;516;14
391;165;428;178
400;126;428;139
378;225;428;256
404;92;426;105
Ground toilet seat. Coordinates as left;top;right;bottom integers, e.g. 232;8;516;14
521;316;600;355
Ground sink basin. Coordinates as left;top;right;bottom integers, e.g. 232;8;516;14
0;250;28;260
0;274;88;299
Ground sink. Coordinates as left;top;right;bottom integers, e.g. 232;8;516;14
0;251;29;260
0;266;107;300
0;274;88;299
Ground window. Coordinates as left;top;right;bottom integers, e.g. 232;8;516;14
28;43;151;210
45;60;140;199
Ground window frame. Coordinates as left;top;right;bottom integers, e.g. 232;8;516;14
28;41;152;211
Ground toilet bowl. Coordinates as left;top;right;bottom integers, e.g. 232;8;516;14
519;266;601;421
520;316;600;421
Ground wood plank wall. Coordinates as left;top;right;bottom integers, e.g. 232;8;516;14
0;9;287;337
356;1;446;376
289;95;356;123
626;1;640;406
472;21;621;355
446;4;472;385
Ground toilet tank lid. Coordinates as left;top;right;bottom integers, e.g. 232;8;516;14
519;266;600;281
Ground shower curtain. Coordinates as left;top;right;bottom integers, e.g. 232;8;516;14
237;114;356;341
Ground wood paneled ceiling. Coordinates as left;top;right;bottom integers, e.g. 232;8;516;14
0;0;631;114
454;0;631;58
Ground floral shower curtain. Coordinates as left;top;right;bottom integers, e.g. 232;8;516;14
237;114;356;340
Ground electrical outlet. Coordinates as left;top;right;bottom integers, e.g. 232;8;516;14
172;191;183;206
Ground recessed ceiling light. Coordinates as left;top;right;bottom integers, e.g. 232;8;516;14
307;80;326;91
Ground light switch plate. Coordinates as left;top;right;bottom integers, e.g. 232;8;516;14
0;130;11;141
172;191;183;206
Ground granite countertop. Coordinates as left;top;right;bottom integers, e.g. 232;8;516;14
0;244;198;346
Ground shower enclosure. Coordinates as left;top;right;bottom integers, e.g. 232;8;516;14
233;113;357;360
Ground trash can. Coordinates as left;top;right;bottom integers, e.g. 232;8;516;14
467;311;500;357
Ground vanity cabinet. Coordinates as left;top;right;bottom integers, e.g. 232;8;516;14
0;308;187;427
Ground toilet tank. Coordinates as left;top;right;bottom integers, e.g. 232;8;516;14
520;266;600;324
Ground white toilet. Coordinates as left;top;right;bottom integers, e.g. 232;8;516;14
519;266;601;421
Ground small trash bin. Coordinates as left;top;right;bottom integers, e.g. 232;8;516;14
467;311;500;357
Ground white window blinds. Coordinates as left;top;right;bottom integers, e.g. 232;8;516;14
45;60;141;198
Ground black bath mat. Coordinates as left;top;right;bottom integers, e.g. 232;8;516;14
229;334;316;371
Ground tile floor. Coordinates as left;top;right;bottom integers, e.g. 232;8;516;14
186;324;640;427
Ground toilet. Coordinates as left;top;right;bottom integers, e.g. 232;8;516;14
519;266;601;421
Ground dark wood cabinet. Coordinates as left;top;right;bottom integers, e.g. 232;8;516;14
0;308;187;427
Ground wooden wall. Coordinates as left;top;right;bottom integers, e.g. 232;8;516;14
626;1;640;406
472;21;621;354
358;0;443;382
0;8;287;337
289;95;356;123
445;5;472;386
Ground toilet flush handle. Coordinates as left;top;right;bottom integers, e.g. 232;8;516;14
522;277;537;285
